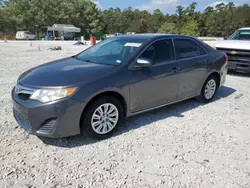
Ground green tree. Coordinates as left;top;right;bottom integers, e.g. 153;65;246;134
122;7;135;33
158;23;178;34
2;0;102;38
102;8;123;34
65;0;103;37
175;5;185;32
127;19;141;33
181;19;198;36
185;2;197;16
148;9;165;32
1;1;250;38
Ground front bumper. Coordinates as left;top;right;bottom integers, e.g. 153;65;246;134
12;88;86;138
227;61;250;73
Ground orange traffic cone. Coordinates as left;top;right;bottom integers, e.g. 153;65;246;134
37;45;41;51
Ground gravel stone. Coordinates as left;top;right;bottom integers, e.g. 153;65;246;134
0;41;250;188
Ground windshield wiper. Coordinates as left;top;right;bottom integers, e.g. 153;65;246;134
83;59;101;64
74;56;116;66
74;56;103;64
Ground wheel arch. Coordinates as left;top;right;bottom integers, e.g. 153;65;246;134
198;71;221;96
207;72;221;88
79;90;128;130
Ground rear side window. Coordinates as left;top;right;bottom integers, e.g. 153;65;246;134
199;45;207;55
174;39;200;59
199;39;216;53
140;39;175;64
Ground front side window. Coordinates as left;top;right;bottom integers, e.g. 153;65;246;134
174;39;200;59
140;39;175;64
229;30;250;40
77;38;147;65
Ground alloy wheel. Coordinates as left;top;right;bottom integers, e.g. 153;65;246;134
91;103;119;135
204;79;217;100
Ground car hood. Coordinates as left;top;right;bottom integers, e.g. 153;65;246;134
18;57;116;87
216;40;250;50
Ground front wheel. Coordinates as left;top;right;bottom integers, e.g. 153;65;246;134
197;76;218;103
82;96;124;139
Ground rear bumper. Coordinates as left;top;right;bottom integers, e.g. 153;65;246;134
220;69;227;87
227;61;250;73
12;88;86;138
219;62;228;87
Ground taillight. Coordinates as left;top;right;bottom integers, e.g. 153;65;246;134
225;54;228;63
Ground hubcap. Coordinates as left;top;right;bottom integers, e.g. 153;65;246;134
204;79;217;99
91;103;119;135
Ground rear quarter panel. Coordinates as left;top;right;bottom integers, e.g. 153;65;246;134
201;51;227;90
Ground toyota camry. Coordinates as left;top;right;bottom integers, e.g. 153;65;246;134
12;34;228;139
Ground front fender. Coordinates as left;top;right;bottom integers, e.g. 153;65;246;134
72;81;131;117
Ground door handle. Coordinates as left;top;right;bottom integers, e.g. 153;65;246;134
171;67;180;73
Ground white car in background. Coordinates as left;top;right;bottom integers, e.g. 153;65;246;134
106;34;114;38
16;31;36;40
126;32;136;35
106;33;123;38
216;27;250;73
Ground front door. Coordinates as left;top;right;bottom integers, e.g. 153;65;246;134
129;39;180;113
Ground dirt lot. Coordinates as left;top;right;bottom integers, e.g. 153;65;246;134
0;41;250;188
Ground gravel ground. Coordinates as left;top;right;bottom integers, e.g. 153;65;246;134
0;41;250;188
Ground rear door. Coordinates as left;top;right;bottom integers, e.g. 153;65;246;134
174;38;210;99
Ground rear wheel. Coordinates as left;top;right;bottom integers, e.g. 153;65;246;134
197;76;218;103
81;96;124;139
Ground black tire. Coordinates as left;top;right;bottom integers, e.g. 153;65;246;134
197;75;219;103
81;96;124;139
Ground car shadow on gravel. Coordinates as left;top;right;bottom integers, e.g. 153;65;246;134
40;86;236;148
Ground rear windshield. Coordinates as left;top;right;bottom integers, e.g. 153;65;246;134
229;30;250;40
77;38;147;66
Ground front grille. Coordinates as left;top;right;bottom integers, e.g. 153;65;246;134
216;48;250;63
37;118;57;134
13;100;28;118
18;93;31;100
15;84;35;101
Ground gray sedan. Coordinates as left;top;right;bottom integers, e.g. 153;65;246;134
12;34;228;139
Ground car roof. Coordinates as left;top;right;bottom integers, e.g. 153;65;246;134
116;33;182;40
239;27;250;30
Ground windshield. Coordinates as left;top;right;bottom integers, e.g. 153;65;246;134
229;30;250;40
76;38;147;65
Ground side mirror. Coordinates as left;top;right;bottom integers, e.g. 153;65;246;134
135;58;152;68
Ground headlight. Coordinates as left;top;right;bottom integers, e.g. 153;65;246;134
30;87;77;103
